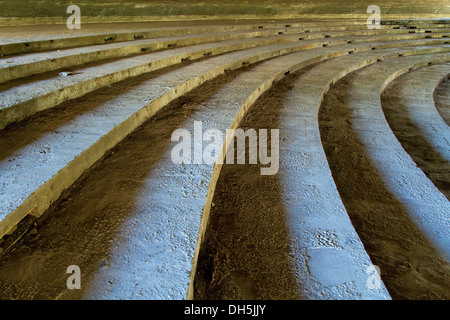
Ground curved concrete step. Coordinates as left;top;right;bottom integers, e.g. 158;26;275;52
2;26;449;84
2;19;443;55
0;21;321;55
0;26;370;83
0;45;446;299
381;64;450;199
0;44;372;300
319;53;450;299
1;40;448;242
190;47;450;300
433;71;450;125
1;33;448;130
0;38;396;239
0;21;373;56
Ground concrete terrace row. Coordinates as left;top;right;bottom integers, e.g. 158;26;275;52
1;25;450;129
0;19;449;300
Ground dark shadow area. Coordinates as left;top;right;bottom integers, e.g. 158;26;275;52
381;77;450;200
319;74;450;300
0;66;248;299
193;74;302;299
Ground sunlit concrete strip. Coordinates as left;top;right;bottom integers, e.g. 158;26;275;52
190;46;450;300
1;19;420;54
381;64;450;198
382;64;450;162
1;26;449;84
1;33;448;131
332;53;450;262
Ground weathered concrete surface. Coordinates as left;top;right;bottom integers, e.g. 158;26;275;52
0;12;448;300
0;20;367;46
434;71;450;125
192;50;403;300
2;25;449;83
0;30;448;255
190;47;450;301
0;22;377;56
2;31;448;130
0;34;301;130
7;25;446;83
0;43;446;299
319;53;450;299
381;64;450;199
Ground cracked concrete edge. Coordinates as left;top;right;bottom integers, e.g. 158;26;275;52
1;33;449;131
186;47;450;300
